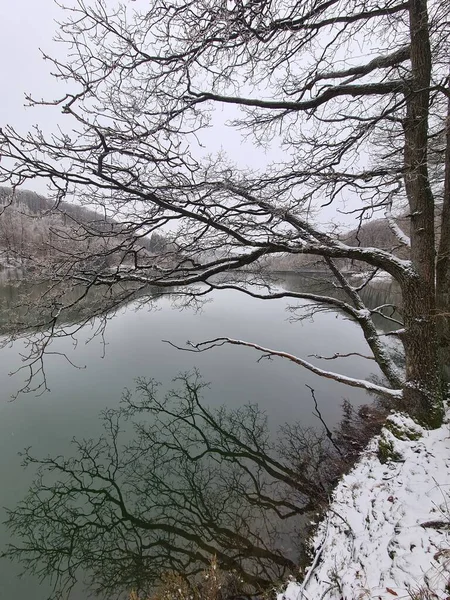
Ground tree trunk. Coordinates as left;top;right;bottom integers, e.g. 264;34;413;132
402;0;443;426
436;92;450;381
401;275;443;426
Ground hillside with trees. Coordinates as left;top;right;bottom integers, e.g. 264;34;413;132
0;187;166;272
0;185;411;276
262;216;411;272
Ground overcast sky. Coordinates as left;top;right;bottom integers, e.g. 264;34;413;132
1;3;257;176
0;2;264;189
0;1;355;228
1;1;63;133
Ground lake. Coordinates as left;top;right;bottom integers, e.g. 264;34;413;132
0;272;401;599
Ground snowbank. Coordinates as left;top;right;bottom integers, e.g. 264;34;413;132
280;411;450;599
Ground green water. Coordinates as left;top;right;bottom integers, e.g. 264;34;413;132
0;273;400;599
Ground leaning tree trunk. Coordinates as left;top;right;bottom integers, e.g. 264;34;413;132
401;0;443;426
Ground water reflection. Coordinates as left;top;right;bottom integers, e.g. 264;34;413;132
0;273;165;335
0;270;402;600
0;270;403;335
4;372;328;598
278;271;402;332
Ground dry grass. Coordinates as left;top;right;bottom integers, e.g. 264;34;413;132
406;488;450;600
407;585;440;600
130;557;249;600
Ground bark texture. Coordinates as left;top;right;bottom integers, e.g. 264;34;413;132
436;92;450;382
401;0;443;425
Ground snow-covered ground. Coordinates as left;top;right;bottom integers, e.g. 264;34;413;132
280;410;450;599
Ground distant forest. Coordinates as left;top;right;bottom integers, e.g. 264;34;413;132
260;215;411;273
0;187;166;272
0;186;413;275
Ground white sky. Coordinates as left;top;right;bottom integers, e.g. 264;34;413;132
0;2;264;181
0;0;356;229
1;1;63;135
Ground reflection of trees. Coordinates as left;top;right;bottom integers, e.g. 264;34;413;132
0;272;402;336
0;273;402;339
0;277;168;396
0;272;402;397
279;272;402;333
0;278;165;334
3;373;343;599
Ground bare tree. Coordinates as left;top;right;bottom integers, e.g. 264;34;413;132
0;0;449;424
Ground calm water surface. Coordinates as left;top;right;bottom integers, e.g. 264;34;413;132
0;273;400;599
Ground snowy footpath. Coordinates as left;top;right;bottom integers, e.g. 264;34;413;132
280;411;450;599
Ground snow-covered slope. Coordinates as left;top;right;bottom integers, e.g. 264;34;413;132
280;411;450;599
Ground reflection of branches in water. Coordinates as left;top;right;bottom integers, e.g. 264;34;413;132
0;279;171;397
2;372;346;599
0;272;403;398
305;385;344;457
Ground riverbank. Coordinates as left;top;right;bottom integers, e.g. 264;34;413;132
280;408;450;599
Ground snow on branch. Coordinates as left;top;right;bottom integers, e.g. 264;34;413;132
307;352;376;361
165;337;403;400
385;190;410;248
310;46;410;87
188;81;406;112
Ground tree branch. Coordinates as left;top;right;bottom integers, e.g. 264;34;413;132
165;338;402;399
